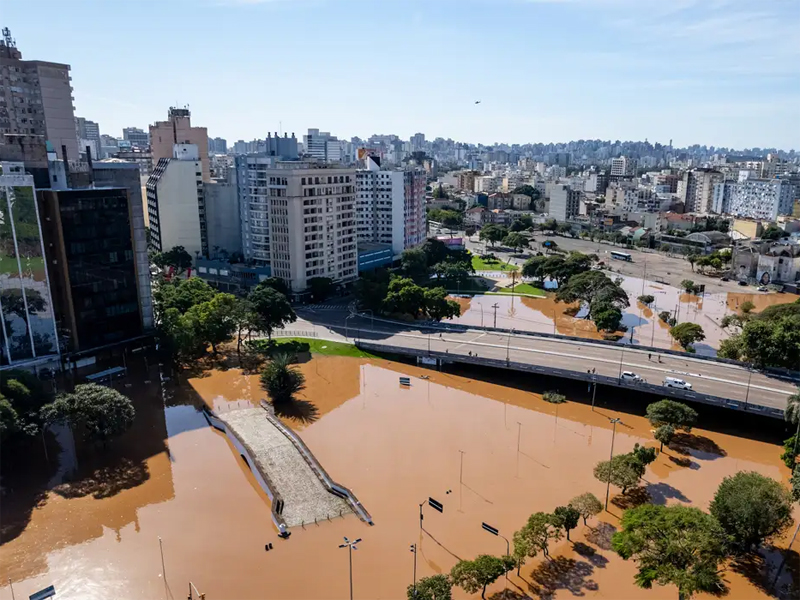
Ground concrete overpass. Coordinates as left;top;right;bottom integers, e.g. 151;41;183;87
296;310;795;419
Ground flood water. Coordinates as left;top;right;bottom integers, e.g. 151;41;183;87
449;275;799;356
1;356;797;599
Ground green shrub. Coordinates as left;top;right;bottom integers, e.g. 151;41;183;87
543;391;566;404
245;339;310;359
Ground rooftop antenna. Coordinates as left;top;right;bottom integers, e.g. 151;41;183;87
279;121;282;136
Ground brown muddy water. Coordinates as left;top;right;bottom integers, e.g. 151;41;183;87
1;356;797;599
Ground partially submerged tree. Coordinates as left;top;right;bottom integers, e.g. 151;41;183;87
450;555;512;600
646;399;698;432
669;322;706;351
654;424;676;451
552;505;581;541
260;353;307;405
407;574;452;600
612;504;728;600
594;454;643;494
569;492;603;526
248;283;297;340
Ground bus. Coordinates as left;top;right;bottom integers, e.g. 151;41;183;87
610;251;632;262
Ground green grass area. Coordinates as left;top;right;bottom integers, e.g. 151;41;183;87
471;255;519;272
0;254;45;277
493;283;545;297
273;337;378;358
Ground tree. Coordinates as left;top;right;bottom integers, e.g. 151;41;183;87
522;512;562;558
401;248;430;283
183;292;238;354
261;276;290;296
522;255;547;281
638;294;655;305
479;224;508;247
594;454;643;494
669;322;705;350
503;232;528;253
41;383;135;445
654;425;676;451
790;467;800;503
512;184;540;205
0;395;21;442
421;238;451;266
260;353;306;405
153;276;217;320
0;369;46;438
740;300;755;314
423;287;461;321
680;279;696;294
612;504;728;600
552;506;581;541
384;277;427;318
432;184;448;199
248;283;297;340
593;305;623;332
556;270;627;309
407;574;451;600
646;399;698;432
569;492;602;526
632;443;657;471
450;555;511;599
308;277;335;302
786;387;800;425
440;211;463;231
541;218;558;232
355;268;390;312
432;261;470;284
709;471;793;554
152;245;193;275
687;253;699;272
512;525;535;576
230;298;257;354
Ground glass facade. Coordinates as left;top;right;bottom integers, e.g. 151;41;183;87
0;176;60;366
53;188;143;350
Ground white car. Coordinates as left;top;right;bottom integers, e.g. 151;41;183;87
663;377;692;390
620;371;643;383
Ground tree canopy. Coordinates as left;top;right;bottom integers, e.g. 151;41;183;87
248;283;297;340
407;574;451;600
152;245;193;274
450;555;512;599
41;383;135;445
0;369;47;441
260;352;306;404
709;471;793;553
479;224;508;247
308;277;335;302
552;505;581;540
569;492;603;525
669;322;706;350
503;232;528;252
612;504;728;599
594;453;645;494
646;399;698;432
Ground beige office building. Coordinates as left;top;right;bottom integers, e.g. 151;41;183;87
246;163;357;293
149;107;210;182
0;28;78;160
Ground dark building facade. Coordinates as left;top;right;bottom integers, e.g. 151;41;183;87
37;187;149;353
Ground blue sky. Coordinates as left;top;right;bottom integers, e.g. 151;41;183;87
5;0;799;149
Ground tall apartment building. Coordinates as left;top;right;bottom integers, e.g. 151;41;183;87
0;28;77;160
123;126;149;149
610;156;638;177
150;107;210;181
681;168;722;213
303;128;344;163
146;144;207;258
355;156;426;256
238;160;357;293
549;184;581;221
265;132;298;159
0;161;60;369
75;117;99;144
724;177;794;221
208;136;227;155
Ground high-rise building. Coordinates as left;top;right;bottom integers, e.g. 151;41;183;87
146;144;207;258
123;127;149;149
610;156;638;177
355;156;426;256
549;184;581;221
204;169;241;256
37;185;152;354
0;27;78;160
303;129;344;163
681;168;723;213
75;117;99;143
265;132;298;159
0;161;60;369
411;133;426;151
725;177;794;220
149;107;210;181
237;159;357;293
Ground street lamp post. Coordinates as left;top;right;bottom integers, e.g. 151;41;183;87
338;536;362;600
506;329;514;364
617;348;625;381
480;523;510;594
492;303;499;329
744;366;753;409
345;315;356;340
605;418;622;510
410;543;417;597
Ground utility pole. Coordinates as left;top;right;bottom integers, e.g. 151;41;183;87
605;418;622;510
410;543;417;597
591;381;597;411
617;348;625;381
744;366;753;409
492;303;499;328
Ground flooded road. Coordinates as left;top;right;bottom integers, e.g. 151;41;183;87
448;276;799;356
1;356;797;599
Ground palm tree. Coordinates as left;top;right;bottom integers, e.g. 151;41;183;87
260;353;306;404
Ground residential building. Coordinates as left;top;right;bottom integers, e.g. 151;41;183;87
487;192;532;211
465;206;487;226
123;127;149;149
456;170;478;192
549;184;581;221
410;133;426;151
727;177;794;220
37;185;152;354
265;132;299;159
610;156;638;177
146;144;207;258
150;107;210;181
195;258;271;293
0;27;78;160
680;168;722;213
112;148;153;178
209;136;227;154
237;160;358;293
584;171;609;194
355;156;425;256
75;117;100;160
475;175;500;193
712;181;735;214
0;162;60;369
303;128;343;163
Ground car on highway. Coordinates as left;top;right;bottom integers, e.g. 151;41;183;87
663;376;692;390
620;371;643;383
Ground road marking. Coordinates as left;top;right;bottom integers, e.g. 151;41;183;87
452;332;485;351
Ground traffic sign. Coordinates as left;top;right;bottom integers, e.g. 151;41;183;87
428;497;443;513
481;522;499;536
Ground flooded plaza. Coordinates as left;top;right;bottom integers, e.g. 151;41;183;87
448;274;799;356
1;355;797;599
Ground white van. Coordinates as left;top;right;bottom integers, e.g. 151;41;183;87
663;377;692;390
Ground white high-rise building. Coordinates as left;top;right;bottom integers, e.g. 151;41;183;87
237;159;358;292
726;177;794;220
610;156;638;177
549;184;581;221
146;144;207;258
355;156;426;256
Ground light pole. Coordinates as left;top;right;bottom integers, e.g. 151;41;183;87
481;523;510;593
477;302;484;327
338;536;362;600
492;303;499;328
744;366;753;409
605;418;622;510
617;348;625;381
506;328;514;364
650;301;657;346
345;314;356;340
410;543;417;597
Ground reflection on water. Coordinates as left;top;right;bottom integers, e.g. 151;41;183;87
1;356;796;599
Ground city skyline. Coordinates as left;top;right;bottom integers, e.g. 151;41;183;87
3;0;798;150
